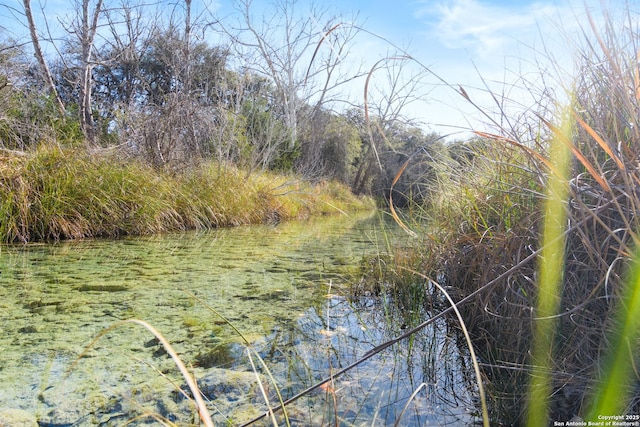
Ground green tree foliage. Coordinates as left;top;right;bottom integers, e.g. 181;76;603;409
296;108;359;182
9;0;438;199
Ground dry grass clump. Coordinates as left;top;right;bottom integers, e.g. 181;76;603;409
406;138;541;424
0;144;373;242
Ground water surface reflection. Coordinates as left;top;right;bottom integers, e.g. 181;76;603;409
252;295;480;426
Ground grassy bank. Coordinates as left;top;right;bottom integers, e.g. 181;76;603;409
0;144;374;243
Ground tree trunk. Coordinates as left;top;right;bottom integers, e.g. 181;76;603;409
23;0;65;118
78;0;103;147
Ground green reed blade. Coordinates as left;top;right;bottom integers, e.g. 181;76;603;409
526;107;572;427
586;254;640;418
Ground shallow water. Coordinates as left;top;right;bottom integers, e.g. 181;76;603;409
0;212;480;425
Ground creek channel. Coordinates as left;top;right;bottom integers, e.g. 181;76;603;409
0;211;481;426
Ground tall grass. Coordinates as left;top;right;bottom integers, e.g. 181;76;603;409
374;3;640;424
0;144;373;242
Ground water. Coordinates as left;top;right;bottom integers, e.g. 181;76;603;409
0;212;481;426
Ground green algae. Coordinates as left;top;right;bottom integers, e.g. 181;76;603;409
0;212;381;417
0;212;481;425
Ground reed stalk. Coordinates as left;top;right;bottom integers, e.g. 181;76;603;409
526;107;572;426
586;247;640;419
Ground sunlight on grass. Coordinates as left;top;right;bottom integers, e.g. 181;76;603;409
526;108;572;426
0;145;373;242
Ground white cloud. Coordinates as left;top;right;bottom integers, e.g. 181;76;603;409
417;0;563;58
398;0;590;137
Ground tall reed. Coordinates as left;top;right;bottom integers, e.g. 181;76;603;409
526;107;572;426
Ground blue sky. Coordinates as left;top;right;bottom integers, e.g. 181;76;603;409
214;0;611;137
2;0;624;138
320;0;588;136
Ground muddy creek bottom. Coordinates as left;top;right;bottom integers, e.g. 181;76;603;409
0;212;481;426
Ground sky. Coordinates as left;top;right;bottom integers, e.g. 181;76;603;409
204;0;625;138
312;0;593;138
1;0;628;139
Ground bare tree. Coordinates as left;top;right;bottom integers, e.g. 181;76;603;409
351;56;432;194
22;0;65;117
296;18;364;177
231;0;304;149
67;0;104;146
97;0;155;108
221;0;364;171
22;0;105;145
